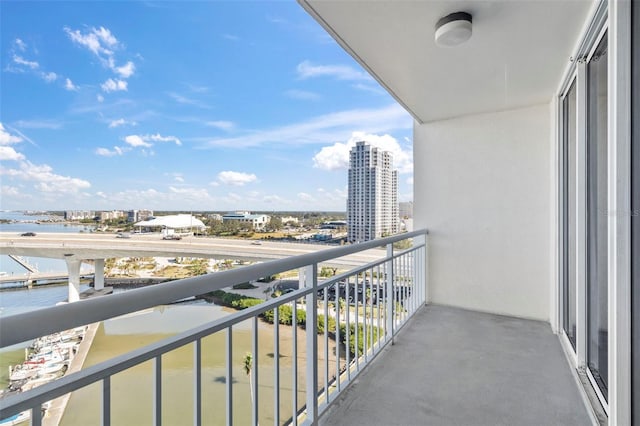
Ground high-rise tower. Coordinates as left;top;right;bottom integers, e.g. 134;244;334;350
347;141;399;243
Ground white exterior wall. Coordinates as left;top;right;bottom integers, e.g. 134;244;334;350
414;103;552;320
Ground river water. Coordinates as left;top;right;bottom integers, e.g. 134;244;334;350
0;212;332;425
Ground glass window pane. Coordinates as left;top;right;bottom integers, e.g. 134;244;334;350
586;33;608;398
563;80;577;349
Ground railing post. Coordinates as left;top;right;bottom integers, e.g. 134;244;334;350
414;233;428;306
302;263;318;424
386;243;394;345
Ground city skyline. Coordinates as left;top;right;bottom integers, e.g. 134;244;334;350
0;1;413;212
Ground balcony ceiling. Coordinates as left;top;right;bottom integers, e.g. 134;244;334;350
300;0;594;123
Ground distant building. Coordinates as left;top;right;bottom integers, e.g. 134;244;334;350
99;210;125;222
208;213;223;221
399;201;413;219
321;221;347;230
127;209;154;223
281;216;299;225
64;210;95;221
347;141;399;243
222;211;270;230
135;214;205;235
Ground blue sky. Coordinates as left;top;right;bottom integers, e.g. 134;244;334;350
0;1;413;212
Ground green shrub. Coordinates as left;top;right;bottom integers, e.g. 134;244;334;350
231;298;263;309
317;314;336;334
232;282;257;290
337;323;381;358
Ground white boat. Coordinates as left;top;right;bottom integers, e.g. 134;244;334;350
8;365;38;382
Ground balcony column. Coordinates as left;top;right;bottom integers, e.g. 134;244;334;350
94;258;105;290
300;263;318;424
65;258;82;303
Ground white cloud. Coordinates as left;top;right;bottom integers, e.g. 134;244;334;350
297;60;372;81
263;195;288;204
97;94;105;103
95;146;125;157
13;120;62;130
0;124;23;145
65;26;136;85
64;26;117;58
168;92;210;109
168;186;211;200
1;161;91;194
217;171;258;186
284;89;321;101
14;39;27;52
148;133;182;146
222;34;240;41
1;185;21;197
41;72;58;82
203;103;412;148
406;177;414;185
352;83;385;95
0;146;25;161
122;133;181;149
297;192;315;202
101;78;128;92
108;118;136;128
65;78;78;91
13;55;39;69
124;135;151;148
206;121;235;131
313;132;413;174
115;61;135;78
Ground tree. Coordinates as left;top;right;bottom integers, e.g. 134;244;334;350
243;352;255;422
266;216;282;232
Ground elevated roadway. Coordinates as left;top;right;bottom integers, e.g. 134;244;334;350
0;232;384;267
1;232;388;302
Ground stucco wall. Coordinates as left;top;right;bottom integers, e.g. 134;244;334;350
414;103;552;321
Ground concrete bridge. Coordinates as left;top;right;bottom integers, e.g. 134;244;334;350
0;232;385;302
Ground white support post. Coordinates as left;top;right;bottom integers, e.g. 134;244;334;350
94;258;105;291
608;0;632;423
302;264;318;424
65;258;82;303
575;60;588;367
386;243;394;344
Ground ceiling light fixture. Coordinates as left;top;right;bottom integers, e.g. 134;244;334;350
435;12;472;47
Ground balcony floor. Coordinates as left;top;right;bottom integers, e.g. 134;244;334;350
320;304;592;426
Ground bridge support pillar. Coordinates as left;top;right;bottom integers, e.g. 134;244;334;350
66;258;82;303
94;258;105;290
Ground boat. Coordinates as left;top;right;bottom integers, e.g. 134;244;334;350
8;365;38;382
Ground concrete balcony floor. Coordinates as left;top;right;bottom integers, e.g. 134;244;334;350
320;305;592;426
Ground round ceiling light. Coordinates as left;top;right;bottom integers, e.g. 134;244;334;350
435;12;472;47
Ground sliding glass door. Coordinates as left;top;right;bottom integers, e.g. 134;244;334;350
586;33;608;398
562;80;577;349
632;0;639;420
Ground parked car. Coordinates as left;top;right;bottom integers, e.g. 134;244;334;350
20;232;36;237
116;232;131;239
163;234;182;240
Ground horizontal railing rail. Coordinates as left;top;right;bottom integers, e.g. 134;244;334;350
0;230;428;425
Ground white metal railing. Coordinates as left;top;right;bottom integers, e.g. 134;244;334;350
0;230;428;425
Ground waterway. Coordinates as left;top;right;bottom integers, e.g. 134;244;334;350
0;214;338;425
0;211;95;276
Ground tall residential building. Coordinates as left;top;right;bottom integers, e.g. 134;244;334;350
347;141;399;243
